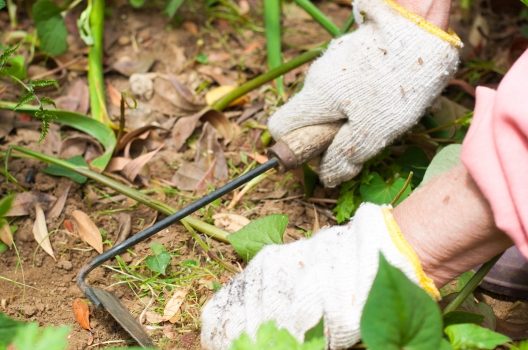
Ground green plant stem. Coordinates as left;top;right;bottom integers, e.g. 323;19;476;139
442;254;502;315
88;0;112;126
340;13;356;34
10;145;230;243
264;0;284;97
294;0;341;37
212;47;324;111
390;171;413;206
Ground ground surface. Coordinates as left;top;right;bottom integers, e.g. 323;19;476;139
0;0;528;349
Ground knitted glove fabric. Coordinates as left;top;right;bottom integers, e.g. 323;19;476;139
201;204;438;350
268;0;461;187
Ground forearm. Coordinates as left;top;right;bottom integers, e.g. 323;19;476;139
394;0;452;30
393;164;513;287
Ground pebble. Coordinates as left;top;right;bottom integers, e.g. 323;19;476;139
23;304;37;317
129;73;154;100
57;260;73;271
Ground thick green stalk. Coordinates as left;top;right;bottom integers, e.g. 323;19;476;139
10;146;229;243
212;47;324;111
264;0;284;96
88;0;111;126
340;13;356;34
442;254;502;315
295;0;341;37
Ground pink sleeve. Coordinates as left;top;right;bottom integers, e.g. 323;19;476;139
462;49;528;258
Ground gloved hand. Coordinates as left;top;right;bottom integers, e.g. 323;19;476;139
268;0;462;187
201;203;439;349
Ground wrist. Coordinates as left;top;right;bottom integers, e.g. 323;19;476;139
393;164;513;287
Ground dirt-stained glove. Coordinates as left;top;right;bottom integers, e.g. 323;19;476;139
268;0;462;187
201;203;439;350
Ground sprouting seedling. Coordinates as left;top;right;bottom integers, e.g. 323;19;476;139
0;45;59;141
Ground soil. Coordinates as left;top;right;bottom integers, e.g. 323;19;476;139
0;0;527;349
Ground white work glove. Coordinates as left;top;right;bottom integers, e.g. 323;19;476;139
201;204;438;349
268;0;462;187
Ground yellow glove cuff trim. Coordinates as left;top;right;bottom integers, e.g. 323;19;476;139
384;0;463;48
382;207;441;300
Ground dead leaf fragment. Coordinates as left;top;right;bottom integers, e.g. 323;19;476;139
112;55;155;77
71;210;103;253
114;213;132;245
47;183;71;219
0;224;13;247
55;79;89;114
213;213;250;233
205;85;249;107
163;288;189;323
72;298;91;331
33;204;55;260
122;145;164;181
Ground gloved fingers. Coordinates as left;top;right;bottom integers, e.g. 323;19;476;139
267;87;345;140
319;123;365;188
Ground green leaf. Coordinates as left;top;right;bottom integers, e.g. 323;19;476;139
30;79;59;89
334;180;359;223
230;320;325;350
302;164;317;198
359;173;411;205
396;146;430;187
9;104;116;171
0;194;14;218
228;214;288;261
196;53;209;64
145;242;171;275
12;323;70;350
165;0;184;17
522;0;528;8
442;293;496;330
0;313;26;347
1;55;27;80
420;144;461;186
445;323;510;350
43;155;88;184
360;254;443;350
0;241;7;253
32;0;68;56
441;339;454;350
129;0;146;8
0;46;18;72
511;340;528;350
0;0;5;10
304;318;324;342
443;311;484;328
15;91;37;109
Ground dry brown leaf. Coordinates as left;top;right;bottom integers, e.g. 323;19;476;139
171;162;207;191
60;134;103;160
162;288;189;323
155;75;204;113
72;298;91;330
47;183;71;219
196;123;228;181
106;157;130;172
145;310;165;324
114;213;132;245
112;55;155;77
33;204;55;260
205;85;249;107
171;111;204;151
54;79;89;114
202;109;240;145
116;125;166;152
71;210;103;253
7;192;56;217
122;145;164;181
0;224;13;247
213;213;250;233
106;82;122;107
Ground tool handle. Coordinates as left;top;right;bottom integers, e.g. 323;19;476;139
268;122;341;170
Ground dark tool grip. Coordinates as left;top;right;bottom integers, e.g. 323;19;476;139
268;122;342;170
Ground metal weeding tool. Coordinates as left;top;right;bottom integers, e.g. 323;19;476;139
77;123;340;347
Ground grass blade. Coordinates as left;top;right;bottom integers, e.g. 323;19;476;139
294;0;341;37
264;0;284;97
10;145;229;243
0;101;116;171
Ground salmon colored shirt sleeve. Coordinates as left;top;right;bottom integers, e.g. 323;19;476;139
462;50;528;258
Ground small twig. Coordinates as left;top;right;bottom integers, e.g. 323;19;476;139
391;171;413;206
29;56;83;80
228;170;274;209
